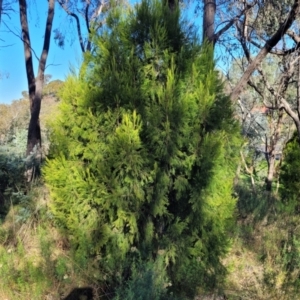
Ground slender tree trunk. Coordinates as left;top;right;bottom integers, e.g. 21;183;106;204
168;0;176;10
240;150;256;191
18;0;35;109
57;0;86;53
297;58;300;143
203;0;216;44
19;0;55;156
266;155;276;192
18;0;55;180
201;0;299;104
27;0;55;156
265;109;284;191
0;0;3;25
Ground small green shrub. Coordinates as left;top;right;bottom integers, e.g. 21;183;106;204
280;135;300;213
55;256;69;280
113;258;177;300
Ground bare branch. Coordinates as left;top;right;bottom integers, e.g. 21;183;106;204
248;36;300;56
230;0;300;101
0;0;3;25
45;63;62;70
236;22;251;61
279;97;299;123
240;150;256;190
214;3;256;44
2;19;40;61
57;0;86;53
91;1;105;20
255;53;300;129
85;2;90;33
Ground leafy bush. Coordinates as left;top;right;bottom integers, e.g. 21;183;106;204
42;79;64;97
113;257;176;300
0;149;27;214
280;134;300;212
44;0;240;297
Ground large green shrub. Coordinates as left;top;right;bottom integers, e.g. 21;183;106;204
44;0;240;297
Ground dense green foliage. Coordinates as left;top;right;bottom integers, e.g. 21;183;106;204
0;99;29;216
280;135;300;211
44;0;240;297
0;93;56;216
0;148;27;215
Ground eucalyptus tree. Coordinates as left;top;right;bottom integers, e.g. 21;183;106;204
201;0;300;190
229;0;300;190
15;0;113;181
229;55;295;191
201;0;300;97
18;0;55;182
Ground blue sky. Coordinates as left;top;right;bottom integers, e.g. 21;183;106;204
0;1;206;105
0;1;84;104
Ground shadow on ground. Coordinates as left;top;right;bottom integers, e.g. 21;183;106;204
62;287;94;300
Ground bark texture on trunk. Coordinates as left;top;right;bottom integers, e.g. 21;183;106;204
19;0;35;108
19;0;55;181
202;0;216;44
18;0;55;158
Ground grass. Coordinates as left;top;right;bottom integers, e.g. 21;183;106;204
0;182;99;300
2;183;300;300
1;137;300;299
